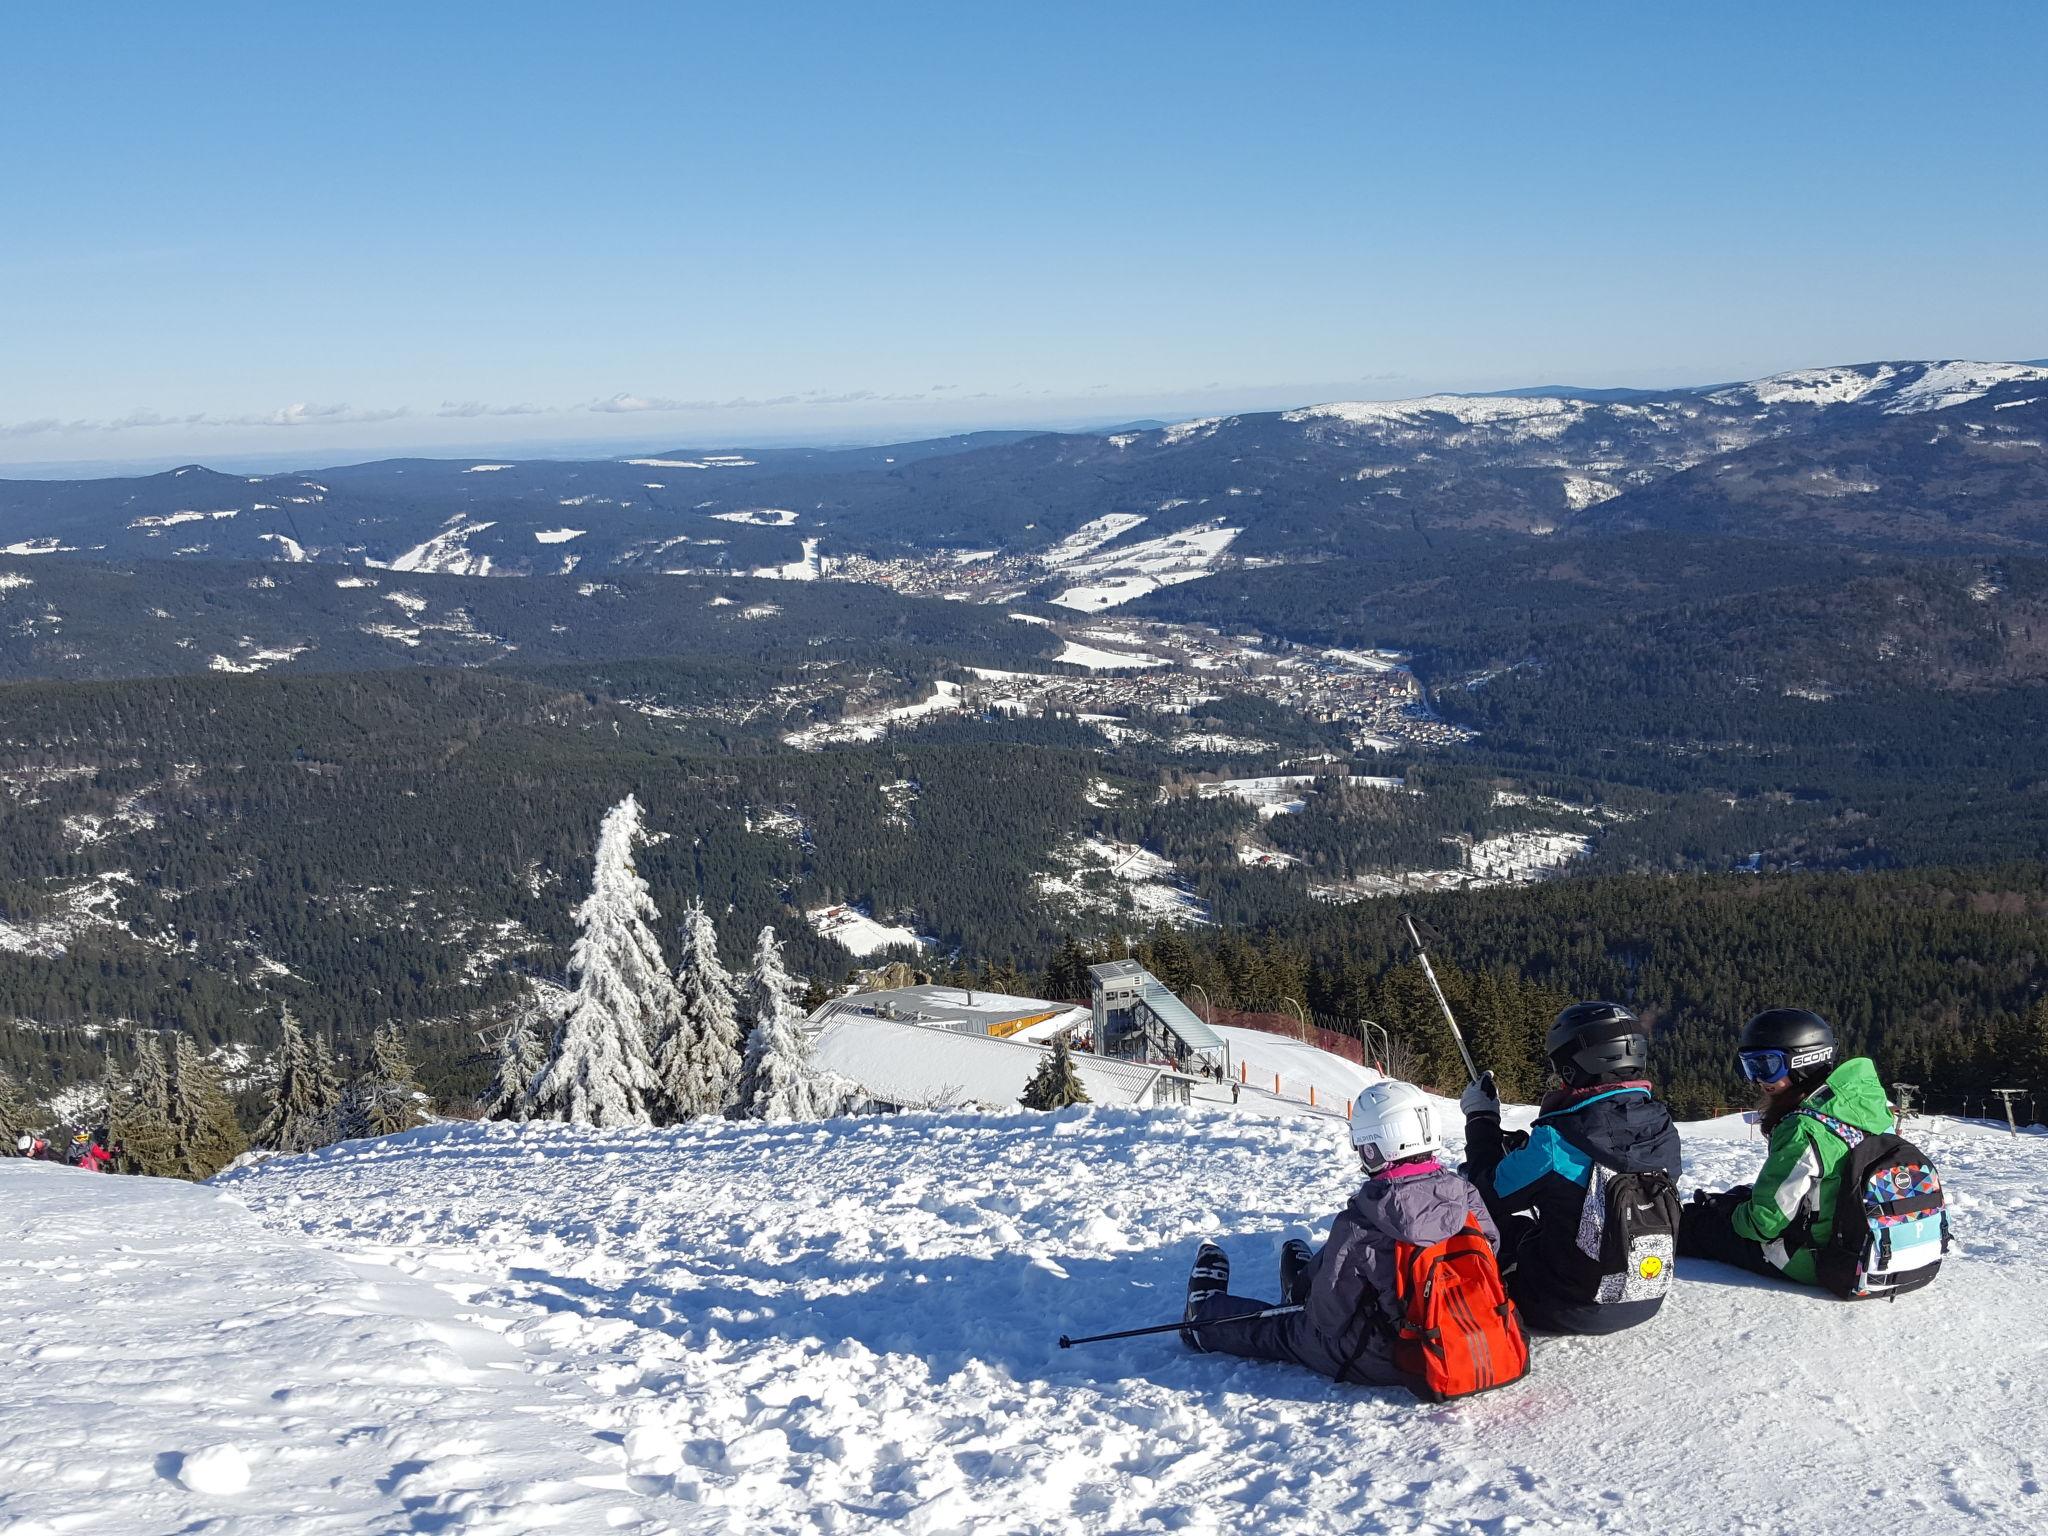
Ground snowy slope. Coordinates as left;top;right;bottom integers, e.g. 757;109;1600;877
116;1109;2039;1533
0;1160;662;1534
1211;1024;1380;1108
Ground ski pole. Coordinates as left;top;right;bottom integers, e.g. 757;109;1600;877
1404;914;1480;1085
1058;1304;1304;1349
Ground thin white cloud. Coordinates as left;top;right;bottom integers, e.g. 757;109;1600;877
437;399;550;418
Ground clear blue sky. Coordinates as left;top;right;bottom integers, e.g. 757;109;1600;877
3;1;2043;469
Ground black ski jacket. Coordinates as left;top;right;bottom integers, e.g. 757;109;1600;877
1466;1085;1682;1335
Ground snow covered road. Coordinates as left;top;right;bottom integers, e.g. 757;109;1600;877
7;1105;2044;1534
0;1160;679;1534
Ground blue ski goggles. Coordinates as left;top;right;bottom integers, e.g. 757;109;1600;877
1737;1049;1792;1084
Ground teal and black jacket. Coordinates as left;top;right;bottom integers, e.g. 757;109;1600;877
1466;1083;1682;1334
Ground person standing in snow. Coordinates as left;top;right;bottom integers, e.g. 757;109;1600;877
1679;1008;1892;1286
1462;1002;1683;1334
1180;1080;1500;1386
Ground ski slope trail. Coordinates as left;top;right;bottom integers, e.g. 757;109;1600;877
0;1160;684;1535
186;1107;2048;1534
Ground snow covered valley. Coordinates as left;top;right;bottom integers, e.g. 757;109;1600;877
4;1104;2042;1534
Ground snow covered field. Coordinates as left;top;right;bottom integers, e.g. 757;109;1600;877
806;903;931;957
6;1104;2039;1534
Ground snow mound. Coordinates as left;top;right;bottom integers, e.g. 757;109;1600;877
157;1109;2048;1534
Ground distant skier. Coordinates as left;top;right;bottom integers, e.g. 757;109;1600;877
1679;1008;1945;1295
1462;1002;1683;1334
14;1132;52;1160
1180;1080;1512;1392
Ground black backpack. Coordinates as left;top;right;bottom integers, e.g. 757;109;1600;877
1554;1126;1681;1307
1793;1107;1950;1300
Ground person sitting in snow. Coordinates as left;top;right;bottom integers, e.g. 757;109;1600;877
66;1129;112;1172
14;1132;52;1160
1461;1001;1682;1334
1179;1079;1499;1386
1678;1008;1893;1287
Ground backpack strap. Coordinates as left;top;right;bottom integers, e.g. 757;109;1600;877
1791;1105;1865;1149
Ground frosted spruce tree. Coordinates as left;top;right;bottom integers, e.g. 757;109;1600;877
0;1066;36;1146
254;1007;343;1153
354;1023;430;1137
530;795;677;1128
736;923;839;1121
169;1033;247;1179
481;985;565;1122
655;898;745;1119
110;1032;180;1176
1020;1037;1091;1110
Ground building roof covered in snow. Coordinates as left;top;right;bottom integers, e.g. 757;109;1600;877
808;985;1088;1044
811;1015;1173;1111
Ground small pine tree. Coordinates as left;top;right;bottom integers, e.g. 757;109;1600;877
254;1007;343;1153
1020;1037;1092;1111
111;1033;180;1176
530;795;673;1128
481;986;563;1122
736;924;839;1121
355;1023;430;1137
169;1033;247;1179
656;899;745;1120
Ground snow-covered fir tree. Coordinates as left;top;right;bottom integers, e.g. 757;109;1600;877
655;898;745;1119
0;1066;34;1145
254;1007;343;1153
353;1023;430;1137
736;924;841;1121
169;1033;247;1179
529;795;678;1128
110;1033;179;1176
1020;1037;1091;1110
481;985;565;1122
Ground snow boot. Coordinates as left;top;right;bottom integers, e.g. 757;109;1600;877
1280;1238;1315;1303
1181;1242;1230;1351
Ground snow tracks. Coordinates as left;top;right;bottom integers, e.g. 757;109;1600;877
12;1107;2045;1533
0;1160;678;1534
201;1110;2048;1534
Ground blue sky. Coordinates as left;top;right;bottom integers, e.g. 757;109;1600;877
3;1;2043;469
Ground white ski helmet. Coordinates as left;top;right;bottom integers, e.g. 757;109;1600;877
15;1134;31;1153
1348;1080;1442;1171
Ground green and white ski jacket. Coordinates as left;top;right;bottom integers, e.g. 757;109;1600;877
1731;1057;1893;1286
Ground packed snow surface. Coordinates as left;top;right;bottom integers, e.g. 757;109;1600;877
0;1159;641;1533
1210;1024;1381;1109
9;1106;2032;1533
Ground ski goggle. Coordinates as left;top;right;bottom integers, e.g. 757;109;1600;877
1738;1049;1791;1083
1739;1046;1831;1083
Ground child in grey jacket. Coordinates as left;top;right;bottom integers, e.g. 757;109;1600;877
1183;1080;1500;1386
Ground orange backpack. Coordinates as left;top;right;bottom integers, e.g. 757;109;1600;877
1390;1218;1530;1401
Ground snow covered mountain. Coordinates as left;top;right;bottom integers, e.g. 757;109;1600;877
2;361;2043;597
5;1095;2040;1533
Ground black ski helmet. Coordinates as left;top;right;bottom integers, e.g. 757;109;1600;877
1738;1007;1835;1091
1546;1001;1650;1087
